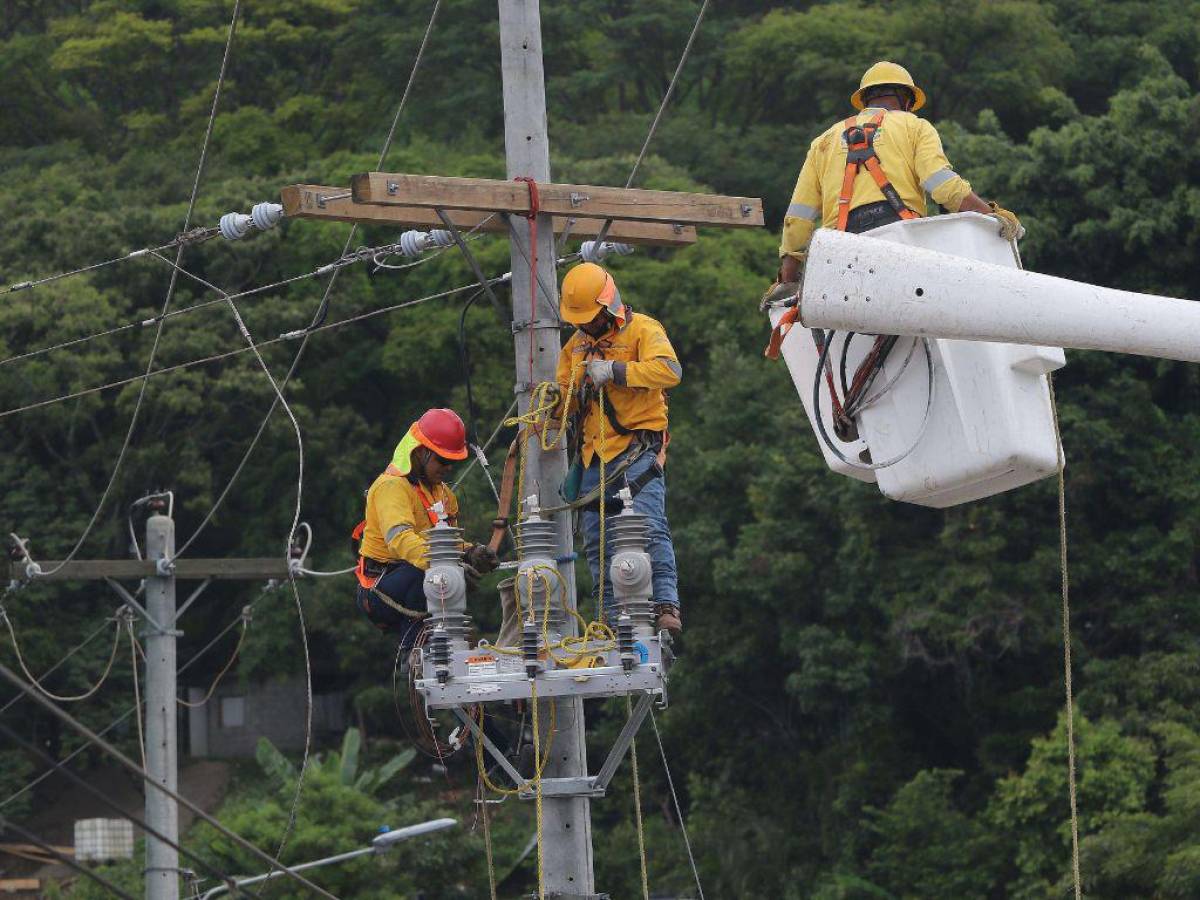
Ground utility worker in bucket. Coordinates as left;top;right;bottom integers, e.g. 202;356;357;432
776;61;1023;285
354;408;499;647
551;262;683;636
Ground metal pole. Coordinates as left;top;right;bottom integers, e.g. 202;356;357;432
497;1;595;894
145;513;179;900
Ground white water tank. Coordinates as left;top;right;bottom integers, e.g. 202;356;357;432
771;212;1065;507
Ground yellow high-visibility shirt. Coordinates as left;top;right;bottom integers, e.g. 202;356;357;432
359;473;459;569
779;108;974;259
556;310;681;466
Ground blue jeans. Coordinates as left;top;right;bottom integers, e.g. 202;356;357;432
580;444;679;619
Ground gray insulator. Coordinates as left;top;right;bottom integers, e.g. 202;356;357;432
522;619;541;679
608;509;655;635
219;212;253;241
516;514;557;562
251;202;284;232
398;228;455;258
617;614;636;672
423;522;470;651
430;626;451;684
579;241;635;263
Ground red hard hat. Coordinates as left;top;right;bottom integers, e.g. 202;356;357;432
413;408;468;460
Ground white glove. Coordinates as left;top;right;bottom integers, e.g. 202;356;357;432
586;359;615;387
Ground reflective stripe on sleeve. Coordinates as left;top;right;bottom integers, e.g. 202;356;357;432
786;202;820;221
661;359;682;379
922;168;958;192
385;524;411;544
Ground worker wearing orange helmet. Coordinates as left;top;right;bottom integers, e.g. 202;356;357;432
354;408;498;643
553;262;683;635
776;61;1023;285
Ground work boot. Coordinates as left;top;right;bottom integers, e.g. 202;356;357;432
654;603;682;636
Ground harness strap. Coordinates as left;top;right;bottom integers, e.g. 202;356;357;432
836;111;919;232
488;433;522;554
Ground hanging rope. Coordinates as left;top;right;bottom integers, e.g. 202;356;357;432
127;615;149;775
514;176;542;389
628;695;650;900
1049;375;1082;899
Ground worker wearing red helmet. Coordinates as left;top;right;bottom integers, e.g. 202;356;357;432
354;408;499;643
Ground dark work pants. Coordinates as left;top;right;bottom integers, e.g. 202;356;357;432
355;560;428;650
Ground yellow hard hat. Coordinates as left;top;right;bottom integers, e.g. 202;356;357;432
851;61;926;112
560;262;624;327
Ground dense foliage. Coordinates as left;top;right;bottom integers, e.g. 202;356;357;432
2;1;1199;896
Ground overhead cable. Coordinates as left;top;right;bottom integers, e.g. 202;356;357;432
0;278;498;421
591;0;712;249
0;721;260;899
0;815;138;900
31;0;243;578
0;660;341;900
0;592;267;811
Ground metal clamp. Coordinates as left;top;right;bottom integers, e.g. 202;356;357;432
569;192;590;208
387;181;400;195
155;558;175;577
510;317;561;334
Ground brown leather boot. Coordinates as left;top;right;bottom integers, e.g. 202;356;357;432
654;604;682;636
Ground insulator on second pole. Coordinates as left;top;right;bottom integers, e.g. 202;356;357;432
579;240;634;263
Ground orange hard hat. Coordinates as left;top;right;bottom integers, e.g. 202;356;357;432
560;262;625;327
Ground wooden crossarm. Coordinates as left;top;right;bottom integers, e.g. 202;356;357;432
348;172;765;229
280;185;698;247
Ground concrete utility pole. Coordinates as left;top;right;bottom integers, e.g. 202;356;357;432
144;514;179;900
11;512;310;900
497;1;595;893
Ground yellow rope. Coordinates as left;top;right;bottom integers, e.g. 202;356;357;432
479;778;497;900
628;695;650;900
598;386;608;625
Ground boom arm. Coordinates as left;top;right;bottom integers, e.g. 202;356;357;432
800;228;1200;365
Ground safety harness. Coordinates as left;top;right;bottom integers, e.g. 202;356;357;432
351;472;447;610
765;110;915;438
836;110;919;231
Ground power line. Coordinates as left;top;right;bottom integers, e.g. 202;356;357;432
591;0;712;249
0;263;337;370
0;591;264;811
0;721;261;900
650;710;705;900
0;660;341;899
32;0;243;579
0;815;138;900
0;602;125;704
0;232;216;297
0;278;495;421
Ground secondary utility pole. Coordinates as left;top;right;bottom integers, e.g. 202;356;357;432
11;509;308;900
144;513;179;900
497;1;595;893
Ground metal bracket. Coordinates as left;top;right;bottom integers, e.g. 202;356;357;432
174;578;212;621
155;558;175;577
510;317;561;334
386;181;399;195
433;208;510;324
592;690;653;793
568;192;589;208
513;381;536;395
449;707;526;790
103;579;179;636
518;776;603;800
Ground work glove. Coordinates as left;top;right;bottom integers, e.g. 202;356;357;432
988;202;1025;242
463;543;500;575
463;562;483;591
585;359;616;388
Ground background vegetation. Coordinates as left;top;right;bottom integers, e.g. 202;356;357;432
2;0;1199;896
